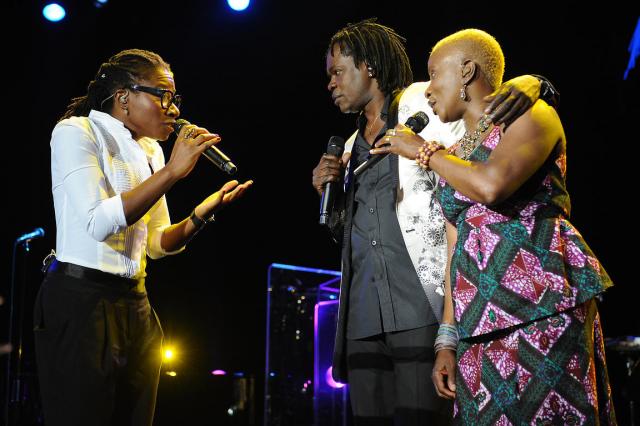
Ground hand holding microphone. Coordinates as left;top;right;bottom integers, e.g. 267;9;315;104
354;111;429;176
172;119;237;175
164;121;222;179
166;119;250;236
318;136;346;225
312;136;349;193
370;124;429;159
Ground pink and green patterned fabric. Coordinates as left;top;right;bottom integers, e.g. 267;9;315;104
436;127;616;424
436;127;613;340
454;300;616;424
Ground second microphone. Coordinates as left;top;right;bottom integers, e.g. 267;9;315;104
173;118;238;175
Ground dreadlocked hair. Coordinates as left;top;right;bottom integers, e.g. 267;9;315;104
59;48;171;122
328;18;413;96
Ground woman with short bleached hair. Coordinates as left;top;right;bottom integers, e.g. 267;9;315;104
374;29;616;425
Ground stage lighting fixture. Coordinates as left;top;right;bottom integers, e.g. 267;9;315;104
163;347;175;361
624;17;639;79
42;3;66;22
324;367;345;389
227;0;250;12
93;0;108;8
265;263;348;424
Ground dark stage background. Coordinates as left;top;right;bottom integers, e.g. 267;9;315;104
4;1;639;424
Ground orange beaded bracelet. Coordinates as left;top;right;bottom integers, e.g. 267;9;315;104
415;141;445;170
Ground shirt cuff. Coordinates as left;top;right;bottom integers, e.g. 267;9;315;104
102;193;128;229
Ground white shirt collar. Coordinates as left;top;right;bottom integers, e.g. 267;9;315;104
88;109;135;141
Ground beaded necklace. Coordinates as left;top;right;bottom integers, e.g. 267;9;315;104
447;114;492;160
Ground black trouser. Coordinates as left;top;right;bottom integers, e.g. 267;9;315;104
33;263;163;426
346;325;453;426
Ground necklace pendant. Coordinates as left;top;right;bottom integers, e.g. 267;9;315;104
454;114;492;160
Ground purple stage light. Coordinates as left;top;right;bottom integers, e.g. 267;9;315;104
265;263;345;423
325;367;345;389
269;263;341;276
314;300;347;394
318;276;341;293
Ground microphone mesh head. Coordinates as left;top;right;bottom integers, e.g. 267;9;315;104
406;111;429;133
327;136;345;156
173;118;190;134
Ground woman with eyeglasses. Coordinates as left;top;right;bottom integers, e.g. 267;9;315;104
33;48;252;426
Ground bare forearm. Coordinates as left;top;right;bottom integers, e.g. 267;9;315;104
121;167;178;225
442;279;455;325
429;152;499;205
442;221;457;324
157;178;253;252
160;217;203;252
442;270;455;325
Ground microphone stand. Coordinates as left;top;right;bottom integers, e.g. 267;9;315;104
4;232;43;426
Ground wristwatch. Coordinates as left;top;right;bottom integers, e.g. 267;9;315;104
189;209;215;230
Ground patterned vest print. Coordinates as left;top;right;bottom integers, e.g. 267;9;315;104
435;127;613;340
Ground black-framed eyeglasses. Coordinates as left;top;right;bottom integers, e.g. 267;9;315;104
130;84;182;110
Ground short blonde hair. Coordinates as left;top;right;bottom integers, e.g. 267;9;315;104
432;29;505;90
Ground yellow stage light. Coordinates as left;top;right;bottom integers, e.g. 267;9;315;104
163;347;175;361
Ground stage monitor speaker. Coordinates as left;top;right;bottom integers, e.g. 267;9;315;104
264;263;349;426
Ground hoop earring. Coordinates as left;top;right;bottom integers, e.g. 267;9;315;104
459;84;468;101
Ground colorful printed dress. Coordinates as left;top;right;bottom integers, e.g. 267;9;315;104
435;127;616;425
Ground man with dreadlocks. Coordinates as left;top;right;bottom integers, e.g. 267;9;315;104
312;19;558;424
33;49;251;425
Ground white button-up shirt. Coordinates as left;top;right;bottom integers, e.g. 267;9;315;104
51;110;181;280
343;82;465;301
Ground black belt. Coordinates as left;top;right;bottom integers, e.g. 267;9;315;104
47;259;141;290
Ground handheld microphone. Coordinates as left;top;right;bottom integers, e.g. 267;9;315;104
173;119;238;175
319;136;346;226
353;111;430;177
15;227;44;244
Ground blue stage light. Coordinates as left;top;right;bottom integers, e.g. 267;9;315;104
269;263;341;277
624;17;639;80
227;0;250;12
43;3;66;22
